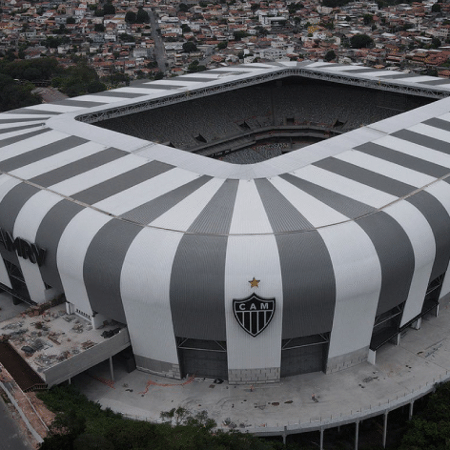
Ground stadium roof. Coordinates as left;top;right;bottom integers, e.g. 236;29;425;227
1;61;450;236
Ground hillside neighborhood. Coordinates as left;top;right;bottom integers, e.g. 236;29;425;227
1;0;450;82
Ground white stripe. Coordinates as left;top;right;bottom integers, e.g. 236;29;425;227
93;168;199;215
270;176;348;227
225;234;282;372
374;135;450;169
337;150;435;188
10;141;107;179
48;154;147;196
292;165;397;208
270;176;381;363
57;209;111;315
14;190;63;303
383;202;435;327
121;227;181;366
150;177;224;231
0;130;68;163
410;122;450;143
229;180;273;234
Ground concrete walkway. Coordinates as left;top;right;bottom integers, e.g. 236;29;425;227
73;295;450;440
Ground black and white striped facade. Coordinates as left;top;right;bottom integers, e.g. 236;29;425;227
2;61;450;384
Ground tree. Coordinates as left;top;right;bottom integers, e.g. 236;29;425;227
0;74;40;112
182;41;197;52
233;30;248;41
431;37;441;48
363;13;373;25
400;383;450;450
125;10;137;23
350;34;373;48
66;16;76;24
179;3;189;12
324;49;336;62
136;7;150;23
432;3;441;13
187;60;206;73
181;23;191;33
102;2;115;15
217;41;228;49
118;33;135;42
94;23;105;32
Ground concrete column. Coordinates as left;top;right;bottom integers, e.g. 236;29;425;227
355;420;359;450
409;401;414;420
68;377;71;385
320;427;324;450
411;318;422;330
390;333;401;346
109;356;115;382
368;349;376;365
434;304;440;318
282;426;287;445
382;411;388;448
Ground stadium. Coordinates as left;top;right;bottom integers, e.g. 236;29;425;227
2;61;450;388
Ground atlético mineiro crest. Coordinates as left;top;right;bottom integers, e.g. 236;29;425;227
233;294;275;337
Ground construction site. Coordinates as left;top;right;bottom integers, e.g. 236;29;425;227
0;293;131;392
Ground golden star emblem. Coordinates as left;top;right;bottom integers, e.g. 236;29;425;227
249;277;260;288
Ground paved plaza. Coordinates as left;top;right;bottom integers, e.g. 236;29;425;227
72;295;450;440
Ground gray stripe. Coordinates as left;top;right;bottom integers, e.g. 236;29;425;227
255;178;336;338
340;68;376;74
121;175;212;225
170;179;238;340
0;183;40;266
254;178;314;231
83;219;140;324
131;83;185;90
0;123;45;135
392;129;450;154
281;173;414;316
308;63;341;68
71;160;173;205
35;200;84;290
55;99;107;108
263;61;285;67
377;73;421;79
0;118;47;124
314;157;413;197
0;128;49;149
170;235;229;340
406;191;450;280
91;90;145;98
417;79;450;86
357;213;414;315
176;77;217;82
355;142;450;178
29;148;127;188
188;179;239;234
422;117;450;133
7;108;60;115
280;173;375;219
0;136;88;173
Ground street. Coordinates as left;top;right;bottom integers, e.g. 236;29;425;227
0;397;34;450
149;9;166;74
